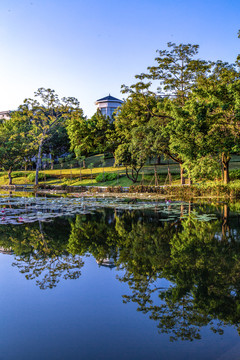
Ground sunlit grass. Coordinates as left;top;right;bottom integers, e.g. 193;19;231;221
0;157;240;187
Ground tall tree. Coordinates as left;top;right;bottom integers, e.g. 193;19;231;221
67;110;119;164
183;61;240;183
136;42;210;104
121;43;211;184
0;115;31;184
66;114;92;163
42;124;70;169
114;92;156;182
16;88;84;185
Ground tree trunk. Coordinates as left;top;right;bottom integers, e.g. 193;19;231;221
180;204;184;218
112;153;116;167
180;164;186;185
141;169;144;185
188;201;192;215
35;139;44;185
154;165;158;186
168;166;172;185
8;167;12;185
49;153;54;170
222;153;230;184
222;204;229;240
125;166;142;183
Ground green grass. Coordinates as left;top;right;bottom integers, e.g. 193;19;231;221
0;164;187;187
71;176;133;187
1;153;240;187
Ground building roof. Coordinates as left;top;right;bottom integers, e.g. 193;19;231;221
96;94;123;104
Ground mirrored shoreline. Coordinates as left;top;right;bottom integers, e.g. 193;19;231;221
1;194;240;359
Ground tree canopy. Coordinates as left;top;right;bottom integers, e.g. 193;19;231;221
15;88;84;184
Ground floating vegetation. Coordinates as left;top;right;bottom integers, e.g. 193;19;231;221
0;195;218;225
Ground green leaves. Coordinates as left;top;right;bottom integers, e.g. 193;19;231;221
15;88;84;185
0;114;32;183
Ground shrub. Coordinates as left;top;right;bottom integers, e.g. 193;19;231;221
27;172;50;182
230;169;240;180
95;172;118;183
12;172;25;178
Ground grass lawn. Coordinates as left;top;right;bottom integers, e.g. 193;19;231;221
0;153;240;187
0;163;179;186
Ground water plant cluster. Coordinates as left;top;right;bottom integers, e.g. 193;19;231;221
0;194;218;225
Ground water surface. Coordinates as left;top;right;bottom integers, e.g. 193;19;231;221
0;196;240;359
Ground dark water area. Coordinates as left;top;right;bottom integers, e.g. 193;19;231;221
1;196;240;359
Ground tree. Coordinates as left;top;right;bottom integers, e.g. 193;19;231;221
121;43;211;184
16;88;84;185
136;42;210;104
179;61;240;183
42;123;70;169
0;115;32;184
90;110;113;153
67;110;119;165
114;92;157;182
66;114;92;164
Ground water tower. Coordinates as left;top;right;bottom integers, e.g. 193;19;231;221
95;94;123;119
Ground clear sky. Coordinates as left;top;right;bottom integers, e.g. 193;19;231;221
0;0;239;117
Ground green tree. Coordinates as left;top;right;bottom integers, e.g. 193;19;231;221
67;109;119;164
0;115;32;184
42;123;70;169
114;93;157;182
175;61;240;183
120;43;211;184
67;115;92;162
136;42;210;104
16;88;84;185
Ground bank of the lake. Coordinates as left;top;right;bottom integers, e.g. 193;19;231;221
2;182;240;201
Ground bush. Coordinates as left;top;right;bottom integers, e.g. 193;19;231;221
27;172;50;182
12;172;25;178
230;169;240;180
95;172;118;183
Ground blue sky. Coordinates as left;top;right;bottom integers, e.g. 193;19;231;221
0;0;239;116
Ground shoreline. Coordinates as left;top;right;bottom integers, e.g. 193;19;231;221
0;183;237;202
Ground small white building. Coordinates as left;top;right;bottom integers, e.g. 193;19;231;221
95;94;123;119
0;111;11;120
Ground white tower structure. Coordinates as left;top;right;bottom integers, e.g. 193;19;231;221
95;94;123;119
0;111;11;120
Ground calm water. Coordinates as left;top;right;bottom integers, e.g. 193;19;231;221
1;196;240;359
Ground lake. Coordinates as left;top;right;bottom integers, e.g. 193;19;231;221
0;194;240;359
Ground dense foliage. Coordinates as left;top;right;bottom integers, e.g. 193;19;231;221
1;32;240;186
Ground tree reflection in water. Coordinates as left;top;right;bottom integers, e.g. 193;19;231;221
2;202;240;340
0;218;84;289
116;205;240;341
